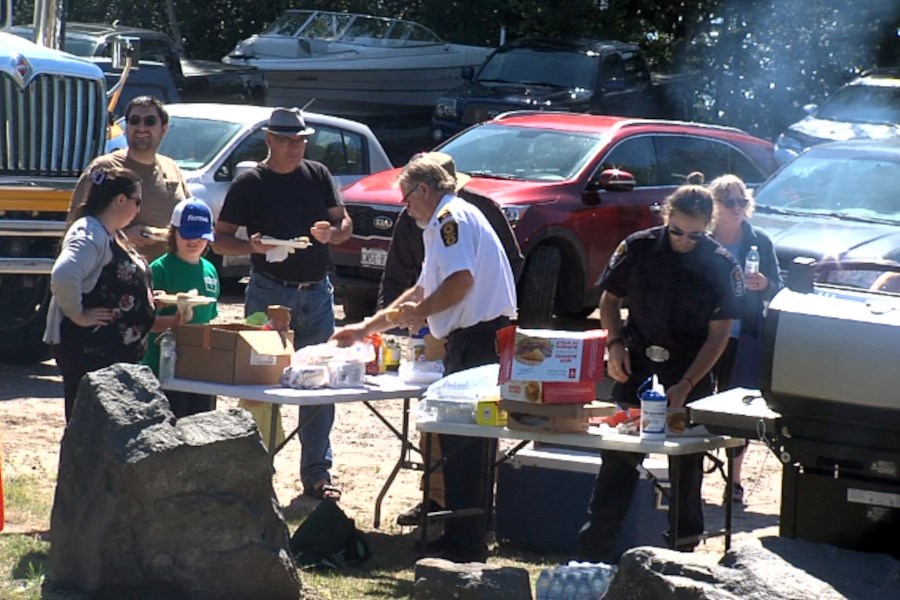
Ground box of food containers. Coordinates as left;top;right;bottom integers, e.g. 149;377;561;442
497;326;607;383
175;323;294;385
500;380;596;405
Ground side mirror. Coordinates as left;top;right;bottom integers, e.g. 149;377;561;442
595;168;636;192
112;36;140;70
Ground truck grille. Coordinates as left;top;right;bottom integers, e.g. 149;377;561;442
346;204;402;239
1;72;106;176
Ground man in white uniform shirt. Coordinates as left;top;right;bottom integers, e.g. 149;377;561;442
332;154;516;561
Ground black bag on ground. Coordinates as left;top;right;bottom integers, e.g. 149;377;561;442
289;501;372;569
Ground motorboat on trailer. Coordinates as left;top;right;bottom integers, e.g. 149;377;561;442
223;10;492;121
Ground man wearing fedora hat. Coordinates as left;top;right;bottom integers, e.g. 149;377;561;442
331;153;516;561
214;107;351;502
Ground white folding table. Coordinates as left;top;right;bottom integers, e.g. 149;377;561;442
163;375;428;527
416;419;745;553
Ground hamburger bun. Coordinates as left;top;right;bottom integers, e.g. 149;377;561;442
514;335;553;366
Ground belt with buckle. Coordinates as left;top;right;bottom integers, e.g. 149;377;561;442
257;271;324;290
644;345;670;363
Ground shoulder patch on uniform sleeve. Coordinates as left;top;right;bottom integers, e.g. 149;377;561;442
731;265;745;296
437;208;453;223
440;220;459;246
608;240;628;269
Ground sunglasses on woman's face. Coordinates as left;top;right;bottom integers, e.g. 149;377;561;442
717;196;749;209
668;226;707;241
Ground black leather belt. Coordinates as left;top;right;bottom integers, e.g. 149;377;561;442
446;315;511;341
256;270;325;290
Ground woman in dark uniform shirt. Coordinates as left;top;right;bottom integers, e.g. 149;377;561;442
577;179;744;563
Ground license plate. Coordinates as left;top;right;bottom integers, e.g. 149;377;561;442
360;247;387;269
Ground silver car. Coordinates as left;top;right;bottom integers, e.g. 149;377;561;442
151;103;393;277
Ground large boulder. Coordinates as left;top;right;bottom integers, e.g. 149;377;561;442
47;363;300;599
412;557;532;600
604;540;900;600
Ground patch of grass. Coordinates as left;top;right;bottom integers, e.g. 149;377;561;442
0;534;50;600
3;472;55;525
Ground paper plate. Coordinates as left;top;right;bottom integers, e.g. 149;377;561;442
154;293;216;306
260;236;311;250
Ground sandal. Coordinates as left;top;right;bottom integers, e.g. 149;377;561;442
304;480;342;502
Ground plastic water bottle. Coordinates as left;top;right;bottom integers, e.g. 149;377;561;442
590;564;616;598
744;245;760;276
574;574;592;600
535;569;553;600
547;574;563;600
159;330;177;383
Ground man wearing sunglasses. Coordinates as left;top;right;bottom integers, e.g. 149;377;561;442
577;180;744;564
69;96;189;262
214;107;351;503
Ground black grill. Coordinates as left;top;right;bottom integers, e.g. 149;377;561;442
1;72;106;176
346;204;402;239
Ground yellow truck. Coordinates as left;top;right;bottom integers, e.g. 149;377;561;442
0;0;112;362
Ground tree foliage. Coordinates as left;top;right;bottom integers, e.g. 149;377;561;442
13;0;899;140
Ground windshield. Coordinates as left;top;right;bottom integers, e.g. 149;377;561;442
817;84;900;124
439;123;605;181
477;48;597;89
157;117;243;171
755;149;900;223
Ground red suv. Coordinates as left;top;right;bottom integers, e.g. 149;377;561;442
332;112;778;323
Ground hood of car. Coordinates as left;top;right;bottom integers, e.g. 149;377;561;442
341;167;567;206
449;79;593;109
752;211;900;264
786;115;900;146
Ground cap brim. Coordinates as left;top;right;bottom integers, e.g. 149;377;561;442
454;171;471;191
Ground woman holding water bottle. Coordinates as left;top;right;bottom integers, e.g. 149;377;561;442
709;174;783;503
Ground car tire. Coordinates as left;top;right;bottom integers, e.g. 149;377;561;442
517;245;560;328
0;275;52;364
342;294;376;324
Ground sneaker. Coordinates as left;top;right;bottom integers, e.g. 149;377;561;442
724;483;745;504
396;500;443;526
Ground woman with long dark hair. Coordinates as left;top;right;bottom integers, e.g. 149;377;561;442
44;167;177;421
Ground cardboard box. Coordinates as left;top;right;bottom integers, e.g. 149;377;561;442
497;326;607;383
500;398;615;433
175;323;294;385
501;380;596;405
495;447;669;556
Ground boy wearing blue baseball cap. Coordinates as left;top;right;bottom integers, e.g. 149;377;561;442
144;199;220;417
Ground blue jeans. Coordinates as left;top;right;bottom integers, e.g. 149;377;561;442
246;270;336;490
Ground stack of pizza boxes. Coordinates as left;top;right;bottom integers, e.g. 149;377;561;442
497;326;614;433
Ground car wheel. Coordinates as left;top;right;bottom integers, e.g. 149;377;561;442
341;294;376;324
517;245;560;328
0;275;52;364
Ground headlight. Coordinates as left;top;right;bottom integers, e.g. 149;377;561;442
502;205;528;226
434;98;458;119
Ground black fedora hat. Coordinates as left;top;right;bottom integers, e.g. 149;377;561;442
263;107;316;137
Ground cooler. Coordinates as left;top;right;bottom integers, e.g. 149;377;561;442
495;446;669;556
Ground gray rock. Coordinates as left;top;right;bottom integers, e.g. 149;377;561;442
413;557;532;600
605;540;899;600
47;363;300;599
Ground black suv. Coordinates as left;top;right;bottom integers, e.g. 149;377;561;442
774;68;900;164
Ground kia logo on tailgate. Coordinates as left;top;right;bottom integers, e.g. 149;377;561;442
373;216;393;230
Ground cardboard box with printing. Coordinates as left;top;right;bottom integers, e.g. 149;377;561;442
501;398;615;433
500;380;596;405
175;323;294;385
497;326;607;383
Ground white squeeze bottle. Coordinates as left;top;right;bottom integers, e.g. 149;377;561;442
744;245;760;276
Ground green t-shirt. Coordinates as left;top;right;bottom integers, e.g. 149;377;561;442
144;253;220;374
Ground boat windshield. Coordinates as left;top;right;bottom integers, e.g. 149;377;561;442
158;117;243;171
262;10;443;46
439;124;605;182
